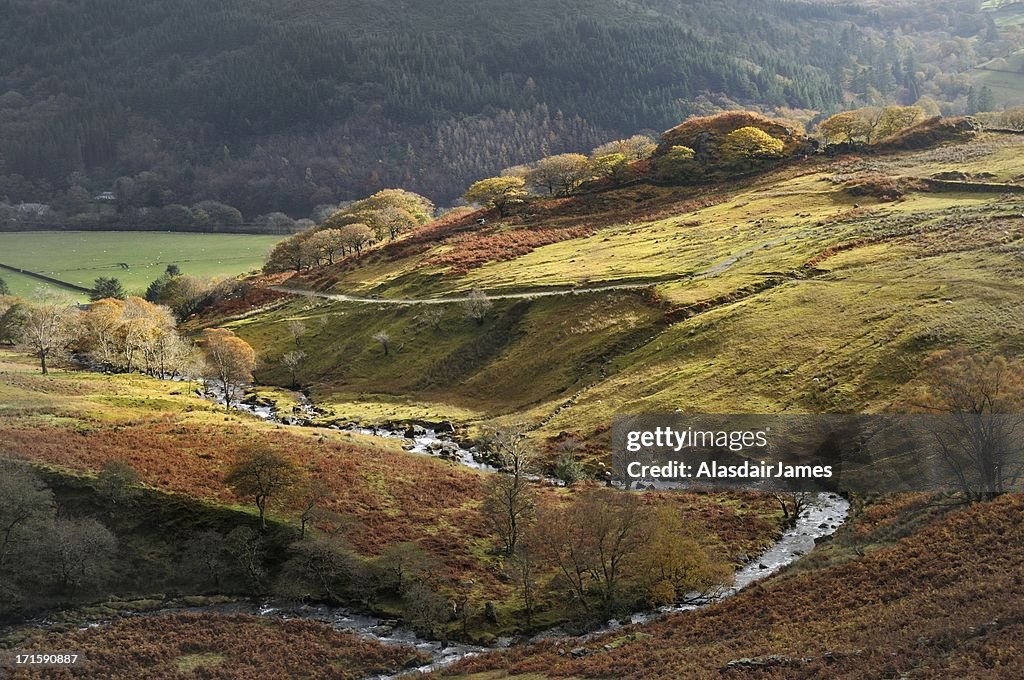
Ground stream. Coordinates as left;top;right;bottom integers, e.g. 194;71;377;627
145;386;852;675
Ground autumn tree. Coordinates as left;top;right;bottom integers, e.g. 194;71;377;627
82;297;186;376
915;349;1024;500
225;447;300;530
320;189;434;244
346;188;435;225
638;506;732;606
535;488;648;614
482;425;537;556
20;300;79;374
264;235;315;273
526;153;591;195
654;145;698;181
463;176;528;217
591;153;630;182
377;206;419;240
875;105;924;139
201;328;256;407
117;297;176;373
339;223;374;256
818;111;871;145
819;106;921;146
307;229;346;265
720;127;784;164
591;134;657;161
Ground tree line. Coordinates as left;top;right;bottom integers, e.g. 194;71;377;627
0;288;257;406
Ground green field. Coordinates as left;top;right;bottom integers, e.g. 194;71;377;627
982;0;1024;26
0;231;283;299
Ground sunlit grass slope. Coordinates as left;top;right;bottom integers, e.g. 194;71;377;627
230;133;1024;435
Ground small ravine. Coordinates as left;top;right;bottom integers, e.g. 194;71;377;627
158;386;851;676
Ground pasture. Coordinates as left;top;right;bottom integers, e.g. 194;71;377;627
0;231;282;299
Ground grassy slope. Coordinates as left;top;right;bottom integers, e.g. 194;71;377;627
231;133;1024;440
0;231;281;299
229;291;666;422
445;493;1024;679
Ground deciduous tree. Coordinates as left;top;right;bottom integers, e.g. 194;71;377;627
482;425;536;556
526;153;591;195
463;176;528;217
20;300;79;374
464;288;492;325
720;127;784;163
591;135;657;161
915;349;1024;500
225;447;300;530
201;328;256;407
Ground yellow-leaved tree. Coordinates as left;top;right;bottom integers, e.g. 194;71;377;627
201;328;256;407
720;126;785;165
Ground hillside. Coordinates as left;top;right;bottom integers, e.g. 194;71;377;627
218;127;1024;459
0;351;781;636
444;492;1024;678
4;116;1024;676
0;0;1017;221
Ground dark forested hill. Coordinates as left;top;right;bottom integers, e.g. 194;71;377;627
0;0;1014;222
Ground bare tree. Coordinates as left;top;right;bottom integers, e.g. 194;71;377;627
463;288;492;325
182;530;231;590
482;425;536;556
535;489;649;614
225;526;266;590
917;349;1024;501
95;460;141;512
510;540;539;626
374;542;437;595
772;491;816;528
48;518;117;596
282;350;307;388
293;478;330;538
279;536;361;602
286;319;306;349
20;300;78;374
0;461;55;568
372;331;391;357
225;447;300;529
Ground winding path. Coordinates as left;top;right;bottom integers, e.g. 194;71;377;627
272;277;684;305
